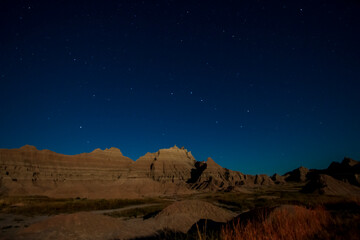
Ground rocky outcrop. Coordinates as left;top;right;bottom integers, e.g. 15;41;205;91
188;157;245;191
254;174;275;185
284;166;309;182
322;157;360;186
271;173;286;184
188;157;276;191
129;145;196;183
302;174;360;196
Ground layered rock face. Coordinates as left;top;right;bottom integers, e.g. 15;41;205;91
4;144;335;198
0;145;138;197
0;145;201;197
2;145;359;198
129;146;196;182
0;145;133;182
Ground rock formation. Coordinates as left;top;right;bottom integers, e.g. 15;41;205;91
283;166;309;182
322;157;360;186
302;174;360;196
2;145;358;198
188;157;247;191
129;145;196;182
0;145;278;198
271;173;286;184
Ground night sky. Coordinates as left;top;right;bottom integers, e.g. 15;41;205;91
1;0;360;175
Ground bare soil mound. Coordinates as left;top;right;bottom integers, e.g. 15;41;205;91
154;199;236;233
15;200;236;240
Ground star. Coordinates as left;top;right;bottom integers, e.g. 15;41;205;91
79;126;83;129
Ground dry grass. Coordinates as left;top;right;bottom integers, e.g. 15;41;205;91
221;206;330;240
0;196;162;216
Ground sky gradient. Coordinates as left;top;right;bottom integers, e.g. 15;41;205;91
1;0;360;175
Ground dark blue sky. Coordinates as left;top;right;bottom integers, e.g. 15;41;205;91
1;0;359;175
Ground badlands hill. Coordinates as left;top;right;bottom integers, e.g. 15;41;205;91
0;145;359;198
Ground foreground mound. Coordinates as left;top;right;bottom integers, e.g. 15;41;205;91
154;199;236;233
15;200;235;239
